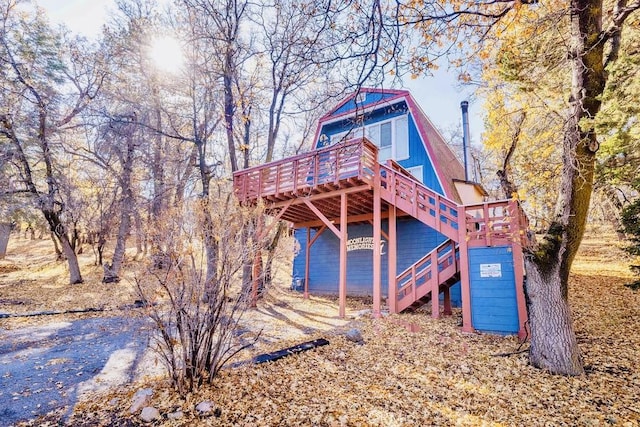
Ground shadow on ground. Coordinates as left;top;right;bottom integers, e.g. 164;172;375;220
0;316;149;426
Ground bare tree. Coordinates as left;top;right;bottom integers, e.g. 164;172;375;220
136;184;264;394
0;1;106;283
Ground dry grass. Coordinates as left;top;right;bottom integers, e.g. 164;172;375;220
3;233;640;426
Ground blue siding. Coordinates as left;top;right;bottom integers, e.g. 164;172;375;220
395;113;443;195
469;247;519;334
331;92;399;117
292;218;460;306
315;107;444;198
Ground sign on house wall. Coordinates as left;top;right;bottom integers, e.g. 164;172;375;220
480;263;502;278
346;236;386;255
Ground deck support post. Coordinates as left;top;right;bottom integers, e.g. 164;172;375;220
339;193;348;318
372;172;382;319
431;250;440;319
443;286;452;315
304;227;310;299
458;205;474;333
387;204;397;314
509;200;529;340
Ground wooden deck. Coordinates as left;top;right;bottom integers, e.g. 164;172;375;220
233;138;381;226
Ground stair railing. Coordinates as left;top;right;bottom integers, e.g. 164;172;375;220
395;239;459;313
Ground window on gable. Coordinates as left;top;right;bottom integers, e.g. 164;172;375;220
327;114;409;162
395;116;408;159
380;122;392;148
406;165;424;183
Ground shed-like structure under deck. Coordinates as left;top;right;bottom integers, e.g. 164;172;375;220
234;138;531;337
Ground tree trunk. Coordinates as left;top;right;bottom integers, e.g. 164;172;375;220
524;0;608;375
50;231;63;260
103;203;131;283
46;214;83;284
261;221;286;290
525;257;583;375
103;129;136;283
59;233;83;284
133;208;144;259
201;198;220;300
0;222;11;259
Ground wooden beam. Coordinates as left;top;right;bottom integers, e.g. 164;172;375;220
296;210;398;229
303;199;341;238
458;205;474;333
443;285;452;316
510;200;529;340
253;339;330;364
339;193;348;318
372;168;382;319
270;184;371;209
368;219;389;241
431;250;440;318
304;227;310;299
309;225;327;246
387;204;397;314
262;200;293;236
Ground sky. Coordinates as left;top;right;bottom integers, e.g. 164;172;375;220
36;0;484;148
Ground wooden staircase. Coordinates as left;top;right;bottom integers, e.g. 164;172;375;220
378;162;530;314
379;162;460;242
375;161;462;313
395;239;460;314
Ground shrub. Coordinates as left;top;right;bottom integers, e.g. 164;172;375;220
136;192;265;394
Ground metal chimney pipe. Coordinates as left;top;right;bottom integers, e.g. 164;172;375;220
460;101;472;181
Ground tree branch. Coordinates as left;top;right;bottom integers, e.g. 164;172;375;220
602;0;640;68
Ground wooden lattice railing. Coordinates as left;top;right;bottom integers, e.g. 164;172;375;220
379;162;460;242
233;137;532;316
233;138;378;202
462;200;531;249
395;239;459;313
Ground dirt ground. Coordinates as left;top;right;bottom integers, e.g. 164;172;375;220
1;232;640;426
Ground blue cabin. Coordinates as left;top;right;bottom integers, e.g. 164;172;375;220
234;88;530;337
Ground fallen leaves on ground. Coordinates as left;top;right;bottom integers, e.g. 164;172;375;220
5;234;640;426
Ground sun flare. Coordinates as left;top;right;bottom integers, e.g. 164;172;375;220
149;35;183;74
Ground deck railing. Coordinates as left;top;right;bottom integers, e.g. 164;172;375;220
395;239;459;313
233;138;379;202
462;199;531;249
379;162;460;242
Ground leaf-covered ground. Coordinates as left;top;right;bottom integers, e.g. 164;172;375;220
2;233;640;426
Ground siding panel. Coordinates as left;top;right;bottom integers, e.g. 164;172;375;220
292;218;461;306
469;246;519;334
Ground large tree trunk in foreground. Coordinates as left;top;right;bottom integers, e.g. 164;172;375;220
526;257;583;375
523;0;622;375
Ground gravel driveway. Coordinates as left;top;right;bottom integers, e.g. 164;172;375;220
0;316;153;426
